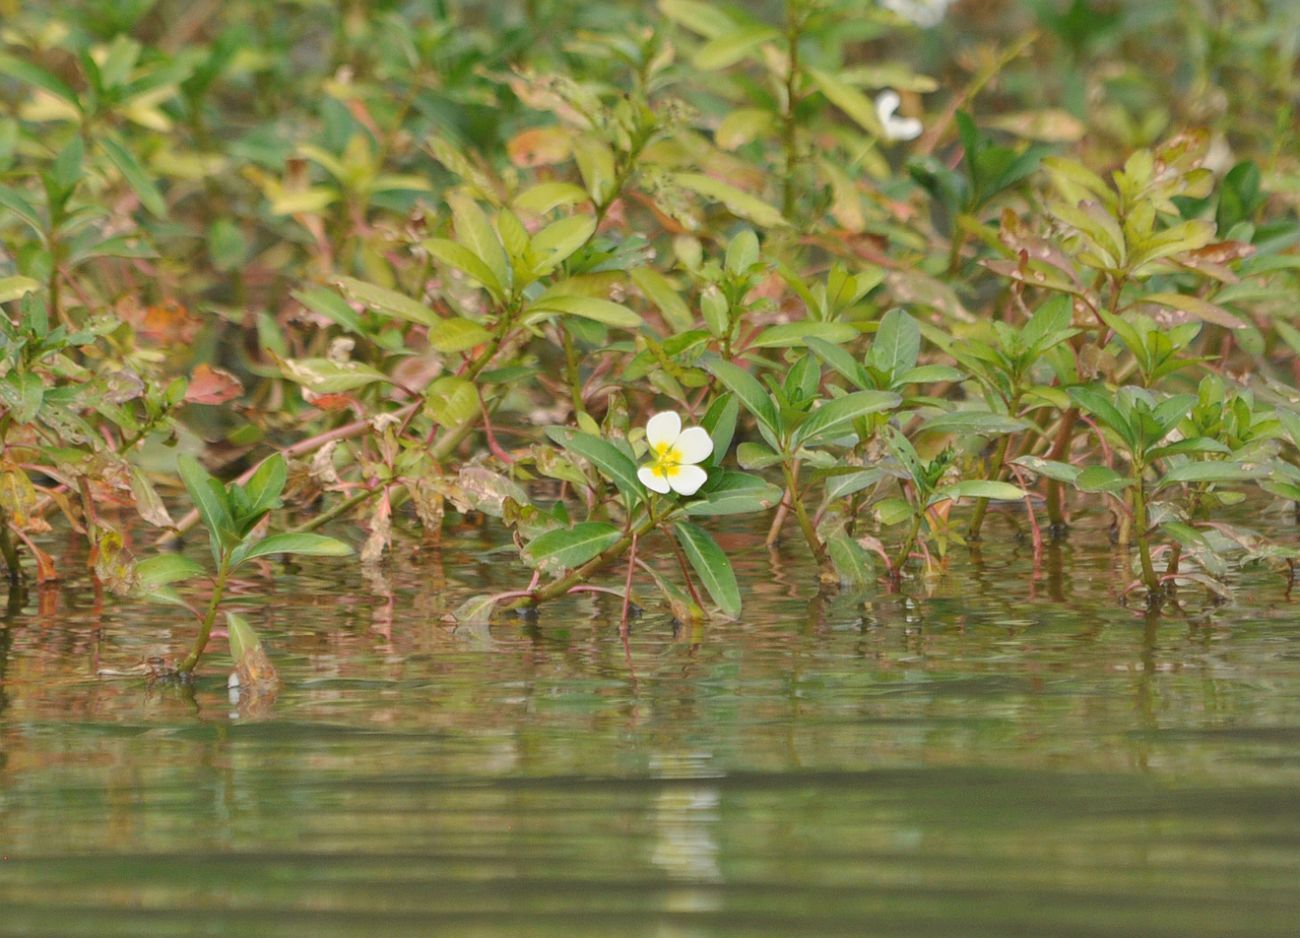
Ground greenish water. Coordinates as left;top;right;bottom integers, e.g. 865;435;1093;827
2;521;1299;937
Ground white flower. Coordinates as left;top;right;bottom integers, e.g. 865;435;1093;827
880;0;955;29
637;411;712;496
875;90;923;142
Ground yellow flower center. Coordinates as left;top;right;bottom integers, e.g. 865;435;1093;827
649;444;681;478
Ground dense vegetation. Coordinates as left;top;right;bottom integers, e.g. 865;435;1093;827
1;0;1298;676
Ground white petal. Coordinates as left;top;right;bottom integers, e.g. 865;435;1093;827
672;426;713;465
668;464;708;496
645;411;681;451
638;466;671;494
875;90;901;125
884;116;923;142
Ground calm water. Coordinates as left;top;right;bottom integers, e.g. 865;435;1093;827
2;516;1299;937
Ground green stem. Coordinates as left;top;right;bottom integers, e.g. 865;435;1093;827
782;460;824;564
177;559;228;674
967;420;1017;542
892;510;924;581
1045;406;1079;532
1132;475;1159;596
561;326;585;419
288;487;378;535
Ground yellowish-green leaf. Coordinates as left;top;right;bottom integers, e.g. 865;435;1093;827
513;182;591;215
424;376;480;430
692;25;779;70
334;276;439;327
526;294;643;328
428;317;492;353
807;67;885;137
421;237;505;299
673;172;786;228
449;192;509;294
0;275;39;305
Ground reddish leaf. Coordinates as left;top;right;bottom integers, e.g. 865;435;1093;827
185;364;244;405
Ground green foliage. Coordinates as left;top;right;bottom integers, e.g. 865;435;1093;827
0;0;1297;632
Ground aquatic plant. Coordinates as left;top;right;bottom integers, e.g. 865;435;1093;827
0;0;1298;677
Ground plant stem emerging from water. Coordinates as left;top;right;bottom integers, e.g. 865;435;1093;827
177;561;228;675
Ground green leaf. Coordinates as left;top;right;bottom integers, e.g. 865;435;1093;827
827;527;875;589
1010;455;1081;484
700;393;739;468
449;192;509;295
233;532;354;567
177;454;233;561
875;496;915;526
513;182;591;215
825;467;885;500
527;294;643;328
1157;461;1267;488
424;376;480;430
867;309;921;377
792;390;900;448
530;215;596;277
523;522;621;573
135;554;205;587
293;286;365;336
1075;465;1134;493
0;53;79;105
673;521;741;618
931;480;1027;504
0;275;39;305
749;321;858;349
334;276;439;327
806;67;886;137
920;411;1031;437
630;268;693;333
280;357;390;393
658;0;735;38
243;454;287;523
692;24;779;70
546;428;643;505
573;137;616;204
703;358;779;437
673;173;786;228
736;442;783;469
99;134;166;218
1068;385;1134;448
684;471;783;516
428;316;492;353
806;336;869;389
0;372;43;423
421;237;505;299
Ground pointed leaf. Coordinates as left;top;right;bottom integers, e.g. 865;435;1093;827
673;521;741;618
234;532;353;567
334;276;439;327
546;428;643;505
523;522;621;573
792;390;900;448
99;134;166;217
703;358;779;436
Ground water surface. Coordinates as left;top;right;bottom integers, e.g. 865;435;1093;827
2;519;1298;936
